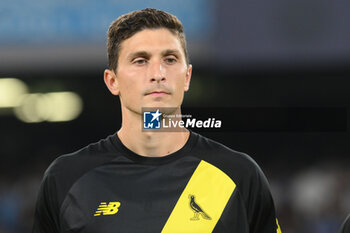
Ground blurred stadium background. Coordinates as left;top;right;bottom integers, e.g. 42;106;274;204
1;1;350;232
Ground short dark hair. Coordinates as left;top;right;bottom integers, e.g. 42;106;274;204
107;8;189;71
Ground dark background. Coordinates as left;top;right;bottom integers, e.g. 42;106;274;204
1;1;350;233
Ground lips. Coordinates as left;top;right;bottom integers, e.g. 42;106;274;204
146;91;170;97
145;90;170;96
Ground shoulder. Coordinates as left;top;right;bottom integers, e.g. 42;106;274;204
193;132;260;173
191;132;268;189
41;135;120;206
45;135;117;177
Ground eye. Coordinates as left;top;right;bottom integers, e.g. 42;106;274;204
164;57;177;64
133;58;147;65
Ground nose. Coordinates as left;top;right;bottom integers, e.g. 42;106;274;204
149;61;166;83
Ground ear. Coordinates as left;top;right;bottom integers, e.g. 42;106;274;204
104;69;120;96
184;64;192;92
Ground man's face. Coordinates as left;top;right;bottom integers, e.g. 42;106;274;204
105;28;192;115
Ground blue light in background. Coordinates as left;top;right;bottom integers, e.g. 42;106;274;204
0;0;213;45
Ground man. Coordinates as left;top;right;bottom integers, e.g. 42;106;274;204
32;8;282;233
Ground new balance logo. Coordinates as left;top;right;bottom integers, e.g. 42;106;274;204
94;202;121;216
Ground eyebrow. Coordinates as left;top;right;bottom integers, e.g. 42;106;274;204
127;49;181;60
161;49;181;57
127;51;150;60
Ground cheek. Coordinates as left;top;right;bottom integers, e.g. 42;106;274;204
175;71;188;89
121;81;141;100
117;69;140;91
173;78;187;100
170;65;187;82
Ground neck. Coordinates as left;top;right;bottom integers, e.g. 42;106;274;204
117;107;190;157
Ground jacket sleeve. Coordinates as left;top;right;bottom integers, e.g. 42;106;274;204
338;215;350;233
246;164;282;233
32;170;60;233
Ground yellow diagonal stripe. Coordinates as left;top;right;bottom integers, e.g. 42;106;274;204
161;160;236;233
276;219;282;233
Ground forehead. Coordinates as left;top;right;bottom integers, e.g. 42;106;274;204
119;28;184;56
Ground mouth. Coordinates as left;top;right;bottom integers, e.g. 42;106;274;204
145;91;170;97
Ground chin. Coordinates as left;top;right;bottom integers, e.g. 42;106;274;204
142;102;180;112
144;101;170;108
